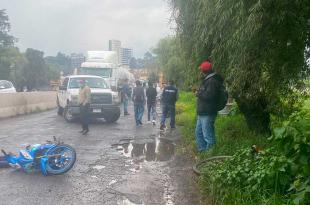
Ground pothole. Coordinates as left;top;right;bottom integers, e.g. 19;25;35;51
113;136;176;163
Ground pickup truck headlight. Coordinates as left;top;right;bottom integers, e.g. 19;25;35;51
112;93;120;104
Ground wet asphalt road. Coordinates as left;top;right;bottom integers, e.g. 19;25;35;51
0;106;200;205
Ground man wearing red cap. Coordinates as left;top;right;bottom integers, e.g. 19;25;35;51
195;60;224;152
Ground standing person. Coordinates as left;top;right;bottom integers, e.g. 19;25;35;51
160;80;178;130
121;79;131;116
195;60;223;152
146;82;157;125
132;80;145;126
79;79;91;135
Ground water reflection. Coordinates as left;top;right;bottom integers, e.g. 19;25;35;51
116;136;175;163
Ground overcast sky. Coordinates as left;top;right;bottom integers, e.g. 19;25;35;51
2;0;172;57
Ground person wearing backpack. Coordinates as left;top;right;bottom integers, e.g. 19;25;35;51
121;79;131;116
146;81;157;125
195;60;228;152
132;80;146;126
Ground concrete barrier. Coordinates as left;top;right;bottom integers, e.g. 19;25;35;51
0;91;57;118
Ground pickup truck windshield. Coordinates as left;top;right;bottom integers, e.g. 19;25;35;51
69;78;109;89
80;67;112;78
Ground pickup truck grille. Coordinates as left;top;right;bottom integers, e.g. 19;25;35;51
91;93;112;104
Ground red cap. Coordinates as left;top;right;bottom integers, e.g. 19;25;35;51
199;61;212;72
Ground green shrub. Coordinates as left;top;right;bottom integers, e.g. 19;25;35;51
200;109;310;205
176;92;310;205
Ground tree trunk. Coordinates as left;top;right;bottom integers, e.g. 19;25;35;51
235;97;271;135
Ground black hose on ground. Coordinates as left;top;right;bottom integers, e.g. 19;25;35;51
192;156;232;176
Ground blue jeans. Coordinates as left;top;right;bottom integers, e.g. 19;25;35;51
123;98;129;114
147;102;156;121
161;104;176;128
134;103;144;125
195;115;217;151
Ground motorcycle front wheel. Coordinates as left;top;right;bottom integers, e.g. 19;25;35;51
45;144;76;175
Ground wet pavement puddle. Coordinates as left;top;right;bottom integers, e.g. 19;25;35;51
117;198;144;205
109;179;118;186
92;165;106;170
112;136;176;163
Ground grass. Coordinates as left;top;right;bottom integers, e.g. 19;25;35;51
175;92;271;204
176;92;310;205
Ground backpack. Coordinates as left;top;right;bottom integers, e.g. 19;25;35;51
205;73;228;111
134;88;144;103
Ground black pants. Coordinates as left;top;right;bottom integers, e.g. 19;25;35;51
161;104;176;128
80;103;90;131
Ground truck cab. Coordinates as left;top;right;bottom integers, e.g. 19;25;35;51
79;61;119;91
57;75;121;123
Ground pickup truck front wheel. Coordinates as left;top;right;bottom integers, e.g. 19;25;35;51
63;106;75;122
104;108;120;123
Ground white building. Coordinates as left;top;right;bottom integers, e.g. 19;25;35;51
109;40;121;64
120;48;133;65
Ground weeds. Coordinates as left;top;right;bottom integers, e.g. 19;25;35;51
176;92;310;205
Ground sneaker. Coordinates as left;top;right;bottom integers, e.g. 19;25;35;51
124;112;130;115
152;120;156;126
82;129;89;135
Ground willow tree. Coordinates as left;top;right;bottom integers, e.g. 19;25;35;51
169;0;309;133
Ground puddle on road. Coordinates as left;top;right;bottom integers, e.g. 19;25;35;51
92;165;106;170
117;198;144;205
113;137;175;163
109;179;118;186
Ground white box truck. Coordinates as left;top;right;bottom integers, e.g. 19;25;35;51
77;51;134;91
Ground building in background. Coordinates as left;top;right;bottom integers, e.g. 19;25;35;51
70;53;85;69
109;40;121;64
120;48;133;66
108;40;133;66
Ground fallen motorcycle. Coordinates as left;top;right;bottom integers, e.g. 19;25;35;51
0;136;76;176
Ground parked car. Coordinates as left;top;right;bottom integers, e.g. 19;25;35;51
57;75;121;123
0;80;17;93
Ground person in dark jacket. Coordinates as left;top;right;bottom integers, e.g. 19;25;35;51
146;82;157;125
132;80;145;126
121;79;131;116
195;60;223;151
160;80;178;130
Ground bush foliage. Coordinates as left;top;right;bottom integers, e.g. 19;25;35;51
176;92;310;204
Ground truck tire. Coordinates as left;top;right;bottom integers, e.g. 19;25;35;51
63;106;75;122
104;108;120;123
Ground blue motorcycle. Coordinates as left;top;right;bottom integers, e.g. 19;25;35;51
0;137;76;176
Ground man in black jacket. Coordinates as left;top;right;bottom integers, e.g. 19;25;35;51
160;80;178;130
146;82;157;125
195;60;223;151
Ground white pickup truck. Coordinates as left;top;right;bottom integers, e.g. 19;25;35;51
57;75;121;123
